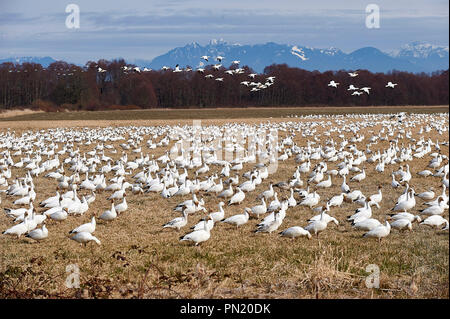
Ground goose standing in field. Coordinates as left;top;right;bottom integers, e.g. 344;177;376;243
387;212;421;224
70;232;101;246
304;211;328;237
328;193;345;207
2;218;29;238
391;173;400;188
363;221;391;242
179;216;213;246
279;226;312;239
341;176;350;193
368;186;383;208
392;189;416;212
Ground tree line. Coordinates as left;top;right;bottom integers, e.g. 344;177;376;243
0;59;448;111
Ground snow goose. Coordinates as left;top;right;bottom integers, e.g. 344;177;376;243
221;208;249;228
368;186;383;208
328;193;345;207
316;175;332;188
352;218;381;231
279;226;312;239
163;210;189;231
49;209;68;221
218;184;233;199
25;225;48;242
247;198;267;219
69;216;96;234
391;173;400;188
287;189;297;207
390;219;413;231
99;201;117;221
418;197;445;216
114;194;128;214
2;218;29;238
350;168;366;182
70;232;101;246
304;212;328;237
258;183;274;200
363;221;391;242
254;211;282;233
420;215;449;229
228;187;245;205
180;216;213;246
191;218;214;232
341;176;350;193
208;202;225;223
267;193;281;212
387;212;421;223
416;188;435;200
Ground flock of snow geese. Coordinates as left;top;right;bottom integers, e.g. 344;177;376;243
113;55;277;93
0;112;448;248
328;71;398;96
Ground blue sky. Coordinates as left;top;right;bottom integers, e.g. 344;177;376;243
0;0;448;64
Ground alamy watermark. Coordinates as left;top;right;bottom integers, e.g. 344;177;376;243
65;4;80;29
366;4;380;29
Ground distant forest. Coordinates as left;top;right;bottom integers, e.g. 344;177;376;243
0;59;448;111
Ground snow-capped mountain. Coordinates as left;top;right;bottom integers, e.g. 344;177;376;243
141;40;449;73
1;41;448;73
390;41;449;72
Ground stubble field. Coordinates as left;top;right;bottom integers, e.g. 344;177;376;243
0;106;448;299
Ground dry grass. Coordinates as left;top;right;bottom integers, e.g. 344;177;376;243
0;108;448;299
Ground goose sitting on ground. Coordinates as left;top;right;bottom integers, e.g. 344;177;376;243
419;197;446;215
163;210;189;231
69;216;96;234
390;219;413;231
352;218;381;231
70;232;101;246
279;226;312;239
247;198;267;219
208;202;225;223
25;225;48;242
114;194;128;214
99;200;117;221
228;187;245;205
416;188;435;200
420;215;449;229
254;212;282;234
363;221;391;242
179;216;213;246
387;212;421;223
221;208;249;228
